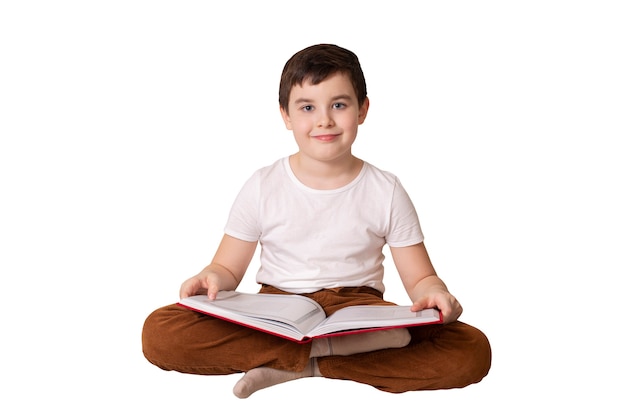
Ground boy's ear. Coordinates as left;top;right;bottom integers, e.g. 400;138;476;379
358;97;370;125
279;105;293;130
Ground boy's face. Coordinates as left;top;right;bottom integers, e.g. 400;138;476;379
280;72;369;164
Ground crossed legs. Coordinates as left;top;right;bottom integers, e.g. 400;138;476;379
142;288;491;398
232;328;411;398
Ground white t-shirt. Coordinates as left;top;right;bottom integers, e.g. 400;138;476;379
224;157;424;294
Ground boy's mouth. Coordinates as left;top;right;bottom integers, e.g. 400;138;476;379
312;134;338;142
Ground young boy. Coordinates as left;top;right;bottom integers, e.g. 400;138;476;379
142;44;491;398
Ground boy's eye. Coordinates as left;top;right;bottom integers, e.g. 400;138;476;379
333;102;346;109
301;105;314;112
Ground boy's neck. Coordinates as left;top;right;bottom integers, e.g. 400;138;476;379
289;153;363;190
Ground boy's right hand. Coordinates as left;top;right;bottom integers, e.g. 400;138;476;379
179;271;222;300
177;234;256;300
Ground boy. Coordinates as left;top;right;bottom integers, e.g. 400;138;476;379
142;44;491;398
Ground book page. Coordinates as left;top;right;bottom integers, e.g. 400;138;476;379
308;305;441;338
179;292;327;339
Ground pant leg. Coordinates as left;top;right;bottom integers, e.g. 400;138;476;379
142;303;311;375
317;320;492;393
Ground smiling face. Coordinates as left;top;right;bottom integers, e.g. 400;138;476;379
280;72;369;165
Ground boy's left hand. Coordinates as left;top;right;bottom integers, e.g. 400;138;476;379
411;290;463;324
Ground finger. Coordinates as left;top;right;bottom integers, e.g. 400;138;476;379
207;282;220;300
410;298;431;312
180;286;197;299
179;285;192;299
180;277;201;299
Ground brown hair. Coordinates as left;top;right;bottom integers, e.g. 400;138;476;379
278;44;367;112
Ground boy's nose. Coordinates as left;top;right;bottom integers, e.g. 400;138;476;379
316;110;335;128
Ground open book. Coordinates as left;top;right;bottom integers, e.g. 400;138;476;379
178;290;442;343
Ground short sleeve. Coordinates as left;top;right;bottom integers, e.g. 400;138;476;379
224;171;261;242
385;179;424;247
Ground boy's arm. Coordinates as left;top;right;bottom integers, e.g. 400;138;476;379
179;234;257;300
390;243;463;324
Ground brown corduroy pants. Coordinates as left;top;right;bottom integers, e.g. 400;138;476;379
142;285;491;393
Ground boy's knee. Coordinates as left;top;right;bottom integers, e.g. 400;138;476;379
456;323;492;384
141;310;161;364
473;327;492;379
141;306;179;370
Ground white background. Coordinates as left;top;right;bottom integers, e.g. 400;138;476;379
1;1;624;415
